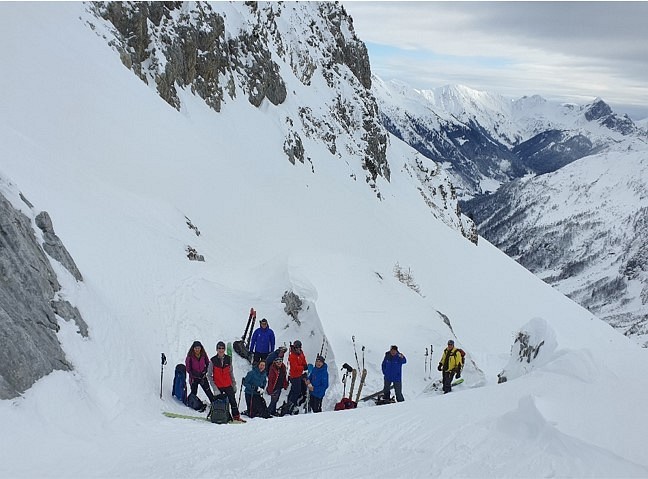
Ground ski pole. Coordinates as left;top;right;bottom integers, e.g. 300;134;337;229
160;353;167;399
237;381;244;410
352;336;361;371
425;347;428;376
429;345;434;379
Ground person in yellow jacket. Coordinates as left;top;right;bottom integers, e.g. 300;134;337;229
437;339;463;394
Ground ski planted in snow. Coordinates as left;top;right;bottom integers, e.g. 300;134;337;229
354;368;367;403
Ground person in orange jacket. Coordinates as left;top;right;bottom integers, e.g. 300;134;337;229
286;340;307;412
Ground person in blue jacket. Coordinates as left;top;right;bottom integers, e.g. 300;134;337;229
306;355;329;413
243;359;270;418
249;318;275;364
381;345;407;402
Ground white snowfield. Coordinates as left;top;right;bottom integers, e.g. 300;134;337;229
1;3;647;478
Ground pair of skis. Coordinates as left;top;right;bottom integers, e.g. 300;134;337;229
339;337;367;405
233;308;256;362
352;336;367;403
242;308;257;349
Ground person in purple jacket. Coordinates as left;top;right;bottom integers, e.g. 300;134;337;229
249;318;275;364
381;345;407;402
185;340;216;403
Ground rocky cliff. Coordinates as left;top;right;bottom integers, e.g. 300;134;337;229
0;186;87;399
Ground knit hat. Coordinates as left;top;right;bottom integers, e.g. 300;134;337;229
447;339;454;345
293;340;302;348
316;355;325;362
260;318;268;324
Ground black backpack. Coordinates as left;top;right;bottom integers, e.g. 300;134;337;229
172;364;187;404
207;393;231;424
247;395;270;419
277;401;298;417
186;393;206;412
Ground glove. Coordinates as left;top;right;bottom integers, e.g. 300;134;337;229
437;364;442;371
455;369;461;379
257;387;264;395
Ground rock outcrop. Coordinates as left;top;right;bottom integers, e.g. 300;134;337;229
0;191;86;399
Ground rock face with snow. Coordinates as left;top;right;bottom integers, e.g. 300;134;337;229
86;1;475;242
88;1;389;187
35;211;83;282
0;191;87;399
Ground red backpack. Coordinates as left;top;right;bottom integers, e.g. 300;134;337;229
455;348;466;368
334;397;357;410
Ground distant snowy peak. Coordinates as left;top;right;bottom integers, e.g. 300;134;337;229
373;78;645;197
422;84;512;119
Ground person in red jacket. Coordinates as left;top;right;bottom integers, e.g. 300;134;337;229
286;340;307;412
266;356;289;416
209;341;243;421
185;341;216;403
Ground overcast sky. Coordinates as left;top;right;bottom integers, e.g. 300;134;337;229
343;2;648;119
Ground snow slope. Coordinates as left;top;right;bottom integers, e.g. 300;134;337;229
1;3;648;478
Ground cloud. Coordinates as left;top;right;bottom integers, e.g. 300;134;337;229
343;2;648;118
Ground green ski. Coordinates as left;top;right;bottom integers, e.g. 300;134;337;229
162;411;245;424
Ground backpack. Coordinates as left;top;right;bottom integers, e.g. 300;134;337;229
233;340;253;363
334;397;357;411
277;401;298;417
247;395;271;419
208;393;231;424
454;348;466;370
186;393;206;412
172;364;187;404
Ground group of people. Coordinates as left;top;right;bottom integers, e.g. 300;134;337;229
184;316;463;418
184;319;330;419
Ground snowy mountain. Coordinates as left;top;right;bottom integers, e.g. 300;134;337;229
465;138;648;347
1;2;648;478
375;80;643;198
374;80;648;345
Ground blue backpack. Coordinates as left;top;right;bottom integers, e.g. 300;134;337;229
172;364;187;404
